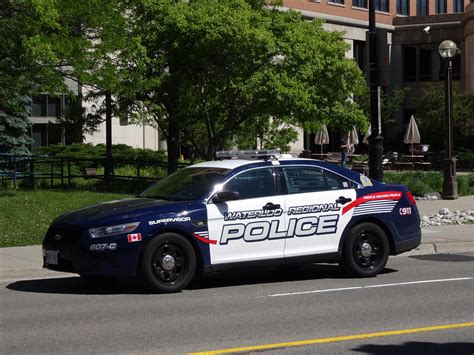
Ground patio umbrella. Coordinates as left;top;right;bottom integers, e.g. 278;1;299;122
347;126;359;153
403;115;421;156
363;125;371;145
314;124;330;154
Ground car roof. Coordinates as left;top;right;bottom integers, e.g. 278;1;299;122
189;158;317;170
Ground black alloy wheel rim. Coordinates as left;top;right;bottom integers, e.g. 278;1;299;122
152;243;186;283
353;232;382;270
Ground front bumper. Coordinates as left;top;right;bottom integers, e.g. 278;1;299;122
42;225;141;276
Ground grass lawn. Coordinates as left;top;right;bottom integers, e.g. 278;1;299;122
0;189;129;248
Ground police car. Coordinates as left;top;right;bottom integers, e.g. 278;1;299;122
43;150;421;293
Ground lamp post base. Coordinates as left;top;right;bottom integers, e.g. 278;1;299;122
442;157;458;200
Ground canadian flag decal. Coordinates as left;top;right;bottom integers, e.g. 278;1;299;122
127;233;142;243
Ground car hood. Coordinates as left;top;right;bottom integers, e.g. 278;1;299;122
52;197;195;227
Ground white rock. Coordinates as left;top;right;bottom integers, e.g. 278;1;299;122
439;208;450;215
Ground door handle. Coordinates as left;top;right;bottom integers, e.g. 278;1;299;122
335;196;352;204
263;202;281;210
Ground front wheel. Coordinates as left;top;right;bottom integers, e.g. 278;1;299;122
340;223;389;277
141;233;196;293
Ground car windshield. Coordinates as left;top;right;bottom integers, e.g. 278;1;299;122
141;167;231;201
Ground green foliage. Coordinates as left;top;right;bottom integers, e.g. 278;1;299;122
234;116;299;152
356;86;410;128
131;0;367;166
34;143;167;162
415;84;474;152
384;171;473;197
0;94;33;154
0;189;128;247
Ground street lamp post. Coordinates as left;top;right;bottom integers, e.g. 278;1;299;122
438;40;458;200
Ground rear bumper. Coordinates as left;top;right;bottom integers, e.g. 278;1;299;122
393;232;422;255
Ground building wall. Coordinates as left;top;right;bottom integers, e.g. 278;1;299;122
83;119;165;151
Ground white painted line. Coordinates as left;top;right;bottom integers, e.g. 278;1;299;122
270;286;362;297
268;277;473;297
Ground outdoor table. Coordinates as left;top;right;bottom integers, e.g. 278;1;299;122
401;154;425;163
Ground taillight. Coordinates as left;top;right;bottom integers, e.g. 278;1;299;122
406;191;416;205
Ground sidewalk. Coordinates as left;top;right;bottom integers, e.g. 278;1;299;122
0;197;472;281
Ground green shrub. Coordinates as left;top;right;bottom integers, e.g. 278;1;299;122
458;174;474;196
34;143;167;163
385;171;473;197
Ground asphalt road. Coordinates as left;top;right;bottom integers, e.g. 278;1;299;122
1;253;473;354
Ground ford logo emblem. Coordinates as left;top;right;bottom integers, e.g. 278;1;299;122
54;235;62;241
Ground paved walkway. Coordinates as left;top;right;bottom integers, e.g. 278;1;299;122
0;197;472;280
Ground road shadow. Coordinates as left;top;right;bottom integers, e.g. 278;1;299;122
352;341;474;354
6;264;398;295
6;276;149;295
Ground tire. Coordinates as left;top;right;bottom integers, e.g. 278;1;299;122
141;233;196;293
339;223;389;277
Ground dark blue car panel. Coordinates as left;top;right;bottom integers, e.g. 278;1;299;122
42;158;421;278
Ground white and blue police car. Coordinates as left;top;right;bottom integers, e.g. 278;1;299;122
43;150;421;293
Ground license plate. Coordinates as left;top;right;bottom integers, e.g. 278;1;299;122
46;250;58;265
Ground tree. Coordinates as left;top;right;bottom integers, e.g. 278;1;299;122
0;0;71;153
415;84;474;152
1;0;142;153
131;0;367;172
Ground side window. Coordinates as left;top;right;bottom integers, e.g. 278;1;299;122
324;170;358;190
224;168;275;200
282;167;326;194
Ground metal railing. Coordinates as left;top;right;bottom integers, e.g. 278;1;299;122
0;153;190;192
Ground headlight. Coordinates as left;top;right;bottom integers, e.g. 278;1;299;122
89;222;140;239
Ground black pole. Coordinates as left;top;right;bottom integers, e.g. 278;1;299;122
442;59;458;199
368;0;384;181
105;91;113;191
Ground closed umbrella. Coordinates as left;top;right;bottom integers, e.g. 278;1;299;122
314;124;330;154
363;125;371;145
347;126;359;153
404;115;421;157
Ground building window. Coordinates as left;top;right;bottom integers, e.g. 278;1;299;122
353;0;367;7
419;48;432;81
353;40;366;73
375;0;389;11
453;0;464;12
397;0;409;14
416;0;429;15
403;46;417;81
31;94;62;117
403;45;435;82
32;95;47;117
435;0;447;13
329;0;345;4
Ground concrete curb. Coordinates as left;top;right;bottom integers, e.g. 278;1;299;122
0;240;472;281
396;242;474;257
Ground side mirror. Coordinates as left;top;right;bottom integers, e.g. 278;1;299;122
212;190;240;203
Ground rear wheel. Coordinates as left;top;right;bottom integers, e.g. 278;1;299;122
141;233;196;293
340;223;389;277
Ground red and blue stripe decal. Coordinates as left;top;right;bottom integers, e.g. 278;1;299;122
193;231;217;245
342;191;402;216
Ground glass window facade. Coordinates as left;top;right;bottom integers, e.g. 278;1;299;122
397;0;409;14
453;0;464;12
416;0;429;15
352;0;367;7
435;0;447;13
375;0;389;11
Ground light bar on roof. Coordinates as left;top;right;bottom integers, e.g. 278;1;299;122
216;149;282;160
